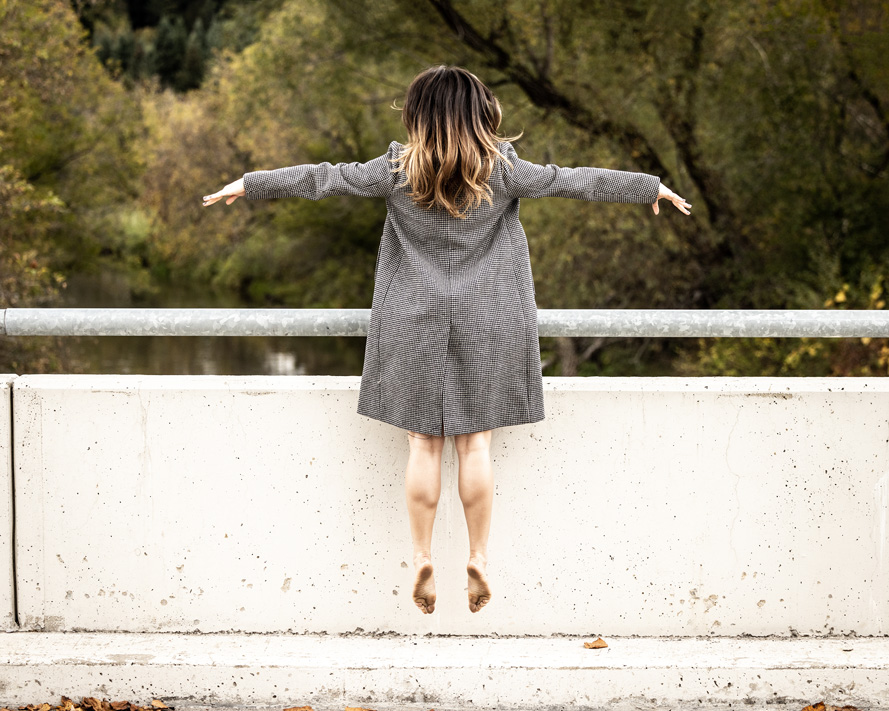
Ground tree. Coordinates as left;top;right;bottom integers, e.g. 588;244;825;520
153;14;188;88
175;16;207;91
0;0;143;372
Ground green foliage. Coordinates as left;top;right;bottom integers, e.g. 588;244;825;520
0;165;67;307
677;273;889;377
153;14;188;87
177;17;207;90
0;163;70;372
71;0;286;91
135;0;415;306
0;0;143;372
5;0;889;376
129;0;889;375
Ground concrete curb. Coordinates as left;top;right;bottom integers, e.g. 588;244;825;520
1;632;887;710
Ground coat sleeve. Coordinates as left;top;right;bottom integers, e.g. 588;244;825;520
242;141;400;200
500;142;660;204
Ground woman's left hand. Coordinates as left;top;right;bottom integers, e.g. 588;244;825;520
653;182;692;215
202;178;245;206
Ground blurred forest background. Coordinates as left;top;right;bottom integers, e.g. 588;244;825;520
1;0;888;376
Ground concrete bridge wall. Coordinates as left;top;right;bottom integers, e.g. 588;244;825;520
3;374;889;636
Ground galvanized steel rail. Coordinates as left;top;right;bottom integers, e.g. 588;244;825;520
3;307;889;338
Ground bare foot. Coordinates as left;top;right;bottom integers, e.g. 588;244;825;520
412;553;436;614
467;554;491;613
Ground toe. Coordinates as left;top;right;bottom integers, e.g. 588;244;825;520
469;594;489;612
415;596;436;614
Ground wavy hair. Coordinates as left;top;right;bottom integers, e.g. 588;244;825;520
389;65;523;219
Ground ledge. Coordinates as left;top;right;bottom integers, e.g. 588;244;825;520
1;632;887;710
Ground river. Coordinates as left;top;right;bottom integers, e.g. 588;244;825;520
30;264;367;376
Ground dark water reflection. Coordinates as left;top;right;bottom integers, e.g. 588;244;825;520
41;267;366;376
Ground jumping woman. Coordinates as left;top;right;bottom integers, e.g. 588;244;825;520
202;64;692;616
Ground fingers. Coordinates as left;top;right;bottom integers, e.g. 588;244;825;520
671;195;692;215
656;183;693;217
202;191;239;207
655;193;692;216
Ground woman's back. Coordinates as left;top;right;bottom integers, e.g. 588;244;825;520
240;133;659;437
217;64;684;437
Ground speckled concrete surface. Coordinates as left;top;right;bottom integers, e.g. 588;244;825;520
0;632;886;710
9;375;889;635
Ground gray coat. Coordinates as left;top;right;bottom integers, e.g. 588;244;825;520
243;140;660;436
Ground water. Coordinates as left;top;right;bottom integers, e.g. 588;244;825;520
26;265;366;376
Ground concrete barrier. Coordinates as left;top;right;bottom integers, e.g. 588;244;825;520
1;374;15;631
11;374;889;635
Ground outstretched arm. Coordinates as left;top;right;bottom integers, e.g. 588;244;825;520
501;142;691;215
202;141;400;206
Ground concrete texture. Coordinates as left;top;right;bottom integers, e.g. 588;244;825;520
10;375;889;635
0;632;886;710
0;375;14;631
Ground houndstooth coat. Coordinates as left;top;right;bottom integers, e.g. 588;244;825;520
243;141;660;436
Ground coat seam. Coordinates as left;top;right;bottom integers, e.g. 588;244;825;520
506;234;532;419
377;247;405;415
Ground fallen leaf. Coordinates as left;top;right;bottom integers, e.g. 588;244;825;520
802;704;860;711
345;708;377;711
110;703;129;710
584;637;608;649
282;707;314;711
150;702;168;709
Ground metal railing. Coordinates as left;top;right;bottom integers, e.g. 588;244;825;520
3;307;889;338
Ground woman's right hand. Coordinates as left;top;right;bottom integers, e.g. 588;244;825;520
653;182;692;215
203;177;246;206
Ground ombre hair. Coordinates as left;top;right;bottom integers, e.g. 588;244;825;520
389;65;523;219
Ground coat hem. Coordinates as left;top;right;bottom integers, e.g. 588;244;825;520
356;402;545;437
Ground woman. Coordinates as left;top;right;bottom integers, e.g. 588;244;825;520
203;64;692;616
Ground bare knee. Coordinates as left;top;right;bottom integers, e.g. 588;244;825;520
454;430;492;459
405;432;443;508
407;431;445;456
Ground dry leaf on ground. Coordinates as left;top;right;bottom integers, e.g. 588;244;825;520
584;637;608;649
13;698;173;711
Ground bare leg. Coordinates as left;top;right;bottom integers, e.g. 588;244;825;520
454;429;493;613
405;430;445;614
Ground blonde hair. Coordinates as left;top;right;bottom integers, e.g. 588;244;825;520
389;65;523;219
